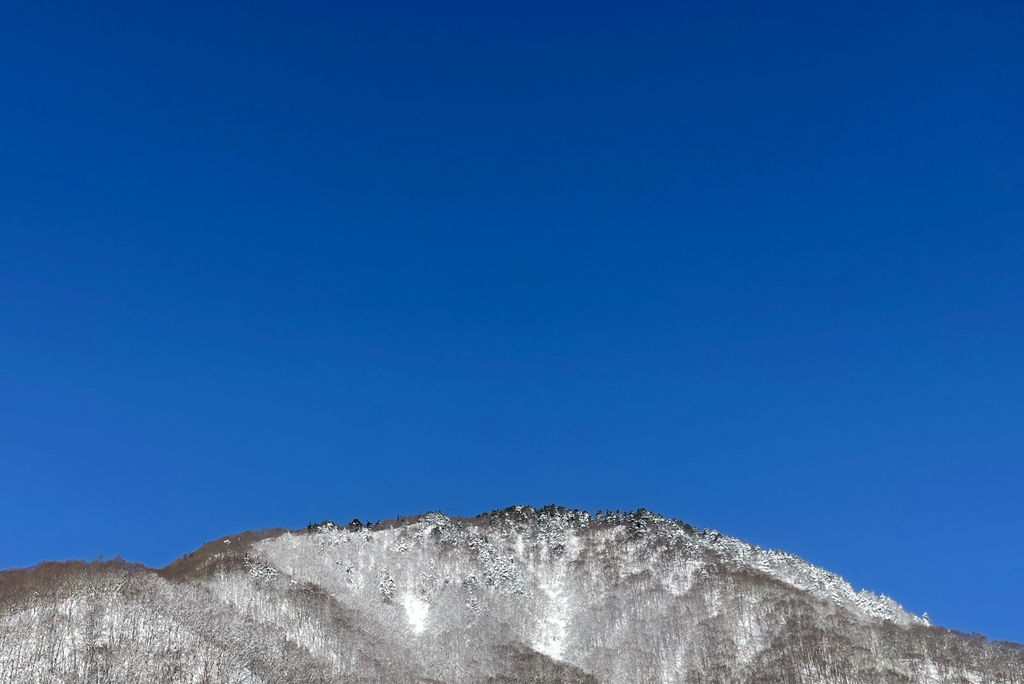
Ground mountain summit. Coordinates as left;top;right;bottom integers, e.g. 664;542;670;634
2;505;1021;683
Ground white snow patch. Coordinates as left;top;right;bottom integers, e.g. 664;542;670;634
402;593;429;635
534;580;569;661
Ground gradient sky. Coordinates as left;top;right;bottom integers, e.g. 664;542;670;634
2;0;1022;643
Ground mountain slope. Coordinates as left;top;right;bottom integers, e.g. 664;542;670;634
2;506;1022;683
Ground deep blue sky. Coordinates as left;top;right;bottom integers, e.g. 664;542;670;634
2;0;1022;642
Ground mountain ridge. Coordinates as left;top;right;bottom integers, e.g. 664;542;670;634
2;504;1021;684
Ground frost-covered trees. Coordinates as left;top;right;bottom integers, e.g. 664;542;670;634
2;507;1022;684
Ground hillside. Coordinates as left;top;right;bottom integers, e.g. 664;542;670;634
2;505;1021;683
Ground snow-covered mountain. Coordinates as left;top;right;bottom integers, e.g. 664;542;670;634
2;505;1021;683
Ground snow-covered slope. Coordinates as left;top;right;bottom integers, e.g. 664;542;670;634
2;505;1021;684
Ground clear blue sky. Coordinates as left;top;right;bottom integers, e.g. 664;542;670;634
2;0;1022;643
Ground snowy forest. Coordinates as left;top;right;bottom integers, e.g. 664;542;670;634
2;505;1022;683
